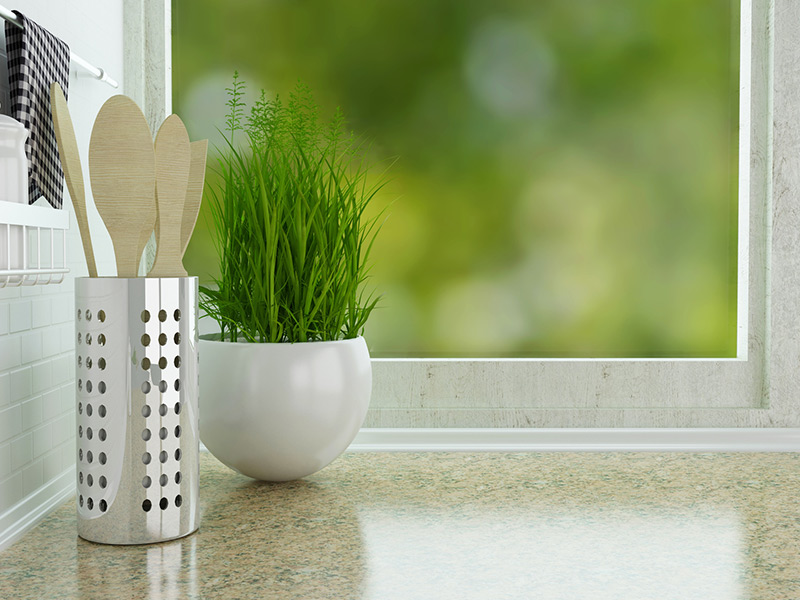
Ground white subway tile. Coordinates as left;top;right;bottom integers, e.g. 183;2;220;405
0;287;21;301
58;277;75;295
0;304;8;335
0;470;24;510
9;367;31;402
22;459;43;497
32;423;51;458
20;331;43;364
0;373;8;407
53;414;72;446
51;294;73;324
43;449;61;482
22;396;43;430
51;354;72;386
42;329;61;357
31;298;52;328
42;279;72;296
42;388;61;420
9;301;32;333
40;283;61;296
11;433;32;470
20;286;41;298
60;384;75;413
60;323;76;353
0;404;21;444
60;437;76;471
30;360;52;394
0;335;21;371
0;442;10;478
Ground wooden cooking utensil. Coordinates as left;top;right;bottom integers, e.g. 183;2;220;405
180;139;208;262
137;225;156;276
149;115;191;278
88;95;156;278
50;83;97;277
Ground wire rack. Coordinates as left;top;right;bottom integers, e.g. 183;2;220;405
0;200;69;287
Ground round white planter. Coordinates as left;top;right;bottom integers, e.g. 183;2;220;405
199;336;371;481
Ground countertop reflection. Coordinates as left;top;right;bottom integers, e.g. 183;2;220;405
1;452;800;599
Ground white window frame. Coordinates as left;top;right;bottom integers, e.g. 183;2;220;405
141;0;800;428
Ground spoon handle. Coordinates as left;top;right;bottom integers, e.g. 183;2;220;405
149;115;191;278
50;83;97;277
181;140;208;259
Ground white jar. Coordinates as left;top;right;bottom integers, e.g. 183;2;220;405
0;114;29;275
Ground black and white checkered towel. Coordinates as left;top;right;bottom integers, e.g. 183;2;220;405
5;11;70;208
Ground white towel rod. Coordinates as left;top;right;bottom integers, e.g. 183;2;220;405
0;5;119;88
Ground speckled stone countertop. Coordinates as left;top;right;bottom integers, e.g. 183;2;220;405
1;451;800;599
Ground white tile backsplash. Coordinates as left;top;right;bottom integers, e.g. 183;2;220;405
22;458;42;496
41;388;59;420
0;304;8;335
19;332;42;364
42;449;60;482
30;361;52;395
10;434;32;471
41;331;60;358
20;287;41;298
32;423;50;458
50;295;72;324
0;405;21;444
0;0;125;519
9;302;32;333
51;355;71;387
1;471;23;510
0;443;10;479
21;396;42;431
58;384;73;413
52;413;72;447
0;374;9;408
30;299;52;328
59;323;74;353
9;368;31;403
0;336;21;371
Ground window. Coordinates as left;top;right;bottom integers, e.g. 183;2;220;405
174;0;740;359
148;0;796;427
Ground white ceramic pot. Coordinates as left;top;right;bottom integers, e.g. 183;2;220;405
199;336;371;481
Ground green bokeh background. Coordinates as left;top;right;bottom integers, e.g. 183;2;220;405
173;0;739;358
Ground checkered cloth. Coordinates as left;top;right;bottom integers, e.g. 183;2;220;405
5;11;70;208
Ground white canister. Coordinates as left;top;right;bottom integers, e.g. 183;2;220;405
0;114;29;275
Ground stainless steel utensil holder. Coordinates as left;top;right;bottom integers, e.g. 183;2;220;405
75;277;199;545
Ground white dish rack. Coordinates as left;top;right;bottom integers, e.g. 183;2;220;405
0;199;69;287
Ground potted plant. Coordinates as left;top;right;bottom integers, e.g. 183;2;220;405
198;75;386;481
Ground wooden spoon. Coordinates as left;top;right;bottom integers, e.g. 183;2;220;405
145;138;204;276
180;139;208;264
50;83;97;277
88;96;156;278
149;115;191;278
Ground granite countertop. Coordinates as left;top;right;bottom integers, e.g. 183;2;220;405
1;451;800;599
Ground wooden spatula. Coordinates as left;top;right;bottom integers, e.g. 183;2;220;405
88;96;156;278
180;139;208;265
50;83;97;277
149;115;191;278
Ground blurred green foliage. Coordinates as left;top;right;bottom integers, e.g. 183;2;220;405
173;0;739;357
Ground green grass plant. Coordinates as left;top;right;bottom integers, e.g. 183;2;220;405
200;73;387;343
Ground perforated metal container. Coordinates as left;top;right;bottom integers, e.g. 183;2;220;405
74;277;200;545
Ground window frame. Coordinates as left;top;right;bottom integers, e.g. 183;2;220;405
148;0;799;428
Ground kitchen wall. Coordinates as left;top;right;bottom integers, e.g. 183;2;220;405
0;0;124;545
